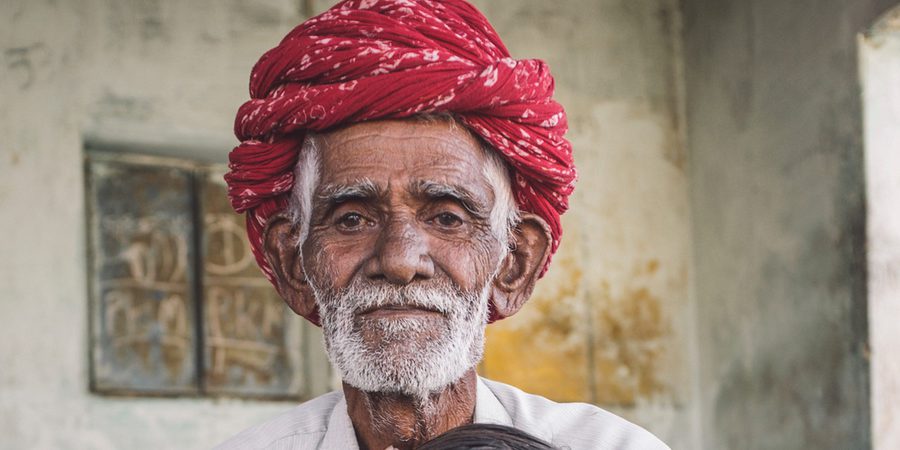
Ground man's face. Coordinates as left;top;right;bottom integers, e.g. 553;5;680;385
301;119;507;398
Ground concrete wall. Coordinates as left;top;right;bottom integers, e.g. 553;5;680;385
861;6;900;449
2;0;694;448
1;1;315;448
682;0;896;448
461;2;695;448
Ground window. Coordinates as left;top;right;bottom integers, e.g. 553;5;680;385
85;150;330;399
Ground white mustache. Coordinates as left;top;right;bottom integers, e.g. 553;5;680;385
322;278;471;317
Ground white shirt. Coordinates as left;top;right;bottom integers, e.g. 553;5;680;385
215;377;669;449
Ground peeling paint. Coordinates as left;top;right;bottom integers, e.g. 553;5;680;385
591;281;670;406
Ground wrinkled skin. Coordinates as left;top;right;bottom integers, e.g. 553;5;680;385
263;118;552;450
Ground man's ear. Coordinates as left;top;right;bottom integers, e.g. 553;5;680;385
262;213;317;319
490;213;552;319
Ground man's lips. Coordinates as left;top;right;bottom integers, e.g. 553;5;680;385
358;304;441;318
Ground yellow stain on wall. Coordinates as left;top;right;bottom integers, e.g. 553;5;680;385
481;318;590;402
480;248;590;403
590;261;671;406
480;253;673;406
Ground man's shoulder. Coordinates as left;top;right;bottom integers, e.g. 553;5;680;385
213;390;343;450
481;378;670;450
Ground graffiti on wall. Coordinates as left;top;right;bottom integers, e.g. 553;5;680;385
87;158;309;398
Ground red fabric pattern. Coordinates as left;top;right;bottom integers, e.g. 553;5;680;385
226;0;576;324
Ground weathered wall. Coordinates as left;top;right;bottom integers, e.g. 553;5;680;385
0;1;315;448
461;2;696;448
1;0;693;448
861;6;900;450
682;0;895;448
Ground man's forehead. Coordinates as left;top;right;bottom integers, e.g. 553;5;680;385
320;118;481;153
314;119;493;191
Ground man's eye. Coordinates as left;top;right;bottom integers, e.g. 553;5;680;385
433;212;463;228
337;212;366;229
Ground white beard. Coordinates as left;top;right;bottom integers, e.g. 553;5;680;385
311;276;490;400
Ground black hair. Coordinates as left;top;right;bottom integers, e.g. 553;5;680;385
417;423;558;450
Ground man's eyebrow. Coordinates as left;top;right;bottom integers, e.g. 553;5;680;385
316;178;382;205
411;180;490;218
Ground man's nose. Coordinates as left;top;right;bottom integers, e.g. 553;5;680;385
365;217;435;285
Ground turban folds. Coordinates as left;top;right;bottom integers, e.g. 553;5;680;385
226;0;576;323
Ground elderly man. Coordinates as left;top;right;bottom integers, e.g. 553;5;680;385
217;1;668;449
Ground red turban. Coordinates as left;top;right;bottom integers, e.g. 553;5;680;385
226;0;576;323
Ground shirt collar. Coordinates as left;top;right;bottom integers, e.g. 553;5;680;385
321;394;361;450
473;376;514;426
474;377;553;443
